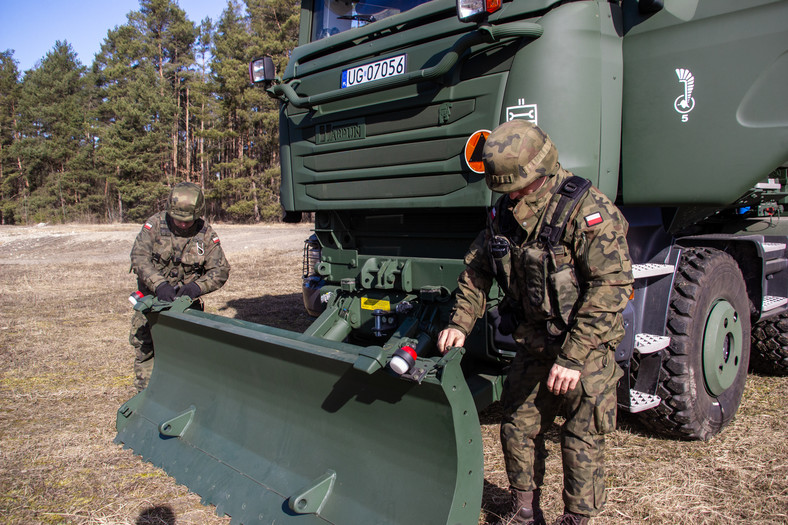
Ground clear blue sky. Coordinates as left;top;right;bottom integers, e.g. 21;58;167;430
0;0;228;73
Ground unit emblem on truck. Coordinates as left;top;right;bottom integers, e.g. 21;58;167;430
674;68;696;122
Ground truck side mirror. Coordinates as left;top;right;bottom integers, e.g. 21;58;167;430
250;57;276;85
456;0;501;23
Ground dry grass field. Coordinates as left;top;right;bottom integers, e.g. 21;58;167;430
1;223;786;525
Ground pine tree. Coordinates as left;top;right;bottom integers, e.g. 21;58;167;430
208;0;299;221
94;22;170;222
190;17;217;189
12;42;95;223
93;0;198;222
246;0;299;220
210;1;256;219
0;51;21;224
135;0;198;184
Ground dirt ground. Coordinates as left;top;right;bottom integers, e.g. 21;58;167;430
1;223;787;525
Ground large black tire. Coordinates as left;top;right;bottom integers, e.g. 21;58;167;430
751;313;788;375
638;247;751;440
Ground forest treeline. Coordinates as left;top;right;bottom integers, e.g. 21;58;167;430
0;0;299;225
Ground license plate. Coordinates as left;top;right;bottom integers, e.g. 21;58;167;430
341;54;407;89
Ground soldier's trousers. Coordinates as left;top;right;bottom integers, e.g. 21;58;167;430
129;310;154;392
500;347;622;517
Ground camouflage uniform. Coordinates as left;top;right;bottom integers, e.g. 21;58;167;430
448;125;633;518
129;210;230;391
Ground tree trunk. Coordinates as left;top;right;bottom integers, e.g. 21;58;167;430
158;42;165;87
0;138;3;224
59;178;67;223
252;179;260;222
200;103;205;187
185;86;191;181
117;166;123;223
104;177;110;223
172;75;181;182
16;157;27;224
237;121;244;178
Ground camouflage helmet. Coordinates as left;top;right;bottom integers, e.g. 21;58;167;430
168;182;205;222
483;120;559;193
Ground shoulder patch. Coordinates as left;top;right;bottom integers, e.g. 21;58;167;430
584;212;603;227
212;234;220;244
143;222;152;230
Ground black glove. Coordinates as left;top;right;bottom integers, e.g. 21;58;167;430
155;282;177;302
175;282;202;300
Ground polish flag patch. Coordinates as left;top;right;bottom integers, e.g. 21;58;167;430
584;212;603;227
212;235;221;244
143;222;152;230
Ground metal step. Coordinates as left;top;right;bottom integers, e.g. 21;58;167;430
632;263;675;279
763;295;788;312
628;390;662;413
635;333;670;354
756;178;781;190
761;242;786;254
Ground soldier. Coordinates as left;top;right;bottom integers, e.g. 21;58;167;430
438;121;633;525
129;182;230;392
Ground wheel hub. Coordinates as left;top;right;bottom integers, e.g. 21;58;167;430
702;299;743;396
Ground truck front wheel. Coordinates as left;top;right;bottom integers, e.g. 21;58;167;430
644;247;751;440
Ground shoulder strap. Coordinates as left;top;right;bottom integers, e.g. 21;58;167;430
490;195;510;232
538;176;592;247
491;194;525;245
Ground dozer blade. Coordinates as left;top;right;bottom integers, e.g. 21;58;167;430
116;307;483;525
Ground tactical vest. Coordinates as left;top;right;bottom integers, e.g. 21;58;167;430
489;176;592;335
150;215;209;285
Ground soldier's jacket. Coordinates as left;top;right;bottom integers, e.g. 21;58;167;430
130;211;230;296
448;168;634;371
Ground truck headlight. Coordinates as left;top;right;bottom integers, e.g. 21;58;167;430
249;56;275;84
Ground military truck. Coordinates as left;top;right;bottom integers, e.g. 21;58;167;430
116;0;788;523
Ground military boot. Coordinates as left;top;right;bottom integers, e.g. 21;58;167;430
493;487;546;525
553;512;589;525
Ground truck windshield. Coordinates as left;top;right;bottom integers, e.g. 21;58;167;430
312;0;435;41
